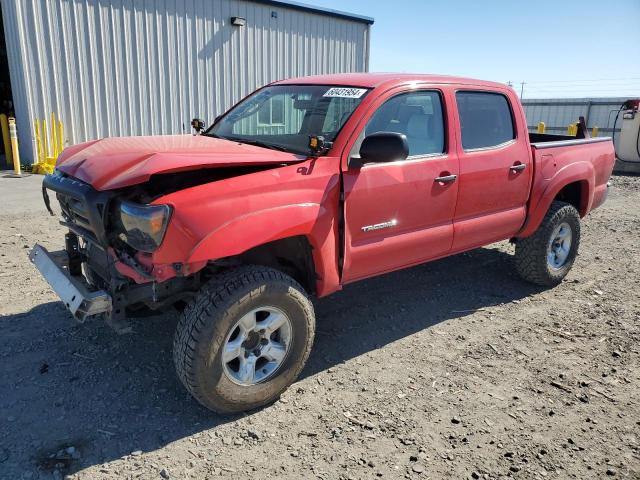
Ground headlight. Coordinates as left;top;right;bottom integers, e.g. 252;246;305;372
115;201;171;252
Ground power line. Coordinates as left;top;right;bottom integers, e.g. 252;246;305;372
524;92;640;97
524;85;640;91
526;91;640;95
525;77;640;85
524;82;640;89
535;96;638;100
506;77;640;98
524;88;640;94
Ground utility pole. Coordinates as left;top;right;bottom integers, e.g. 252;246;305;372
520;81;526;98
507;81;513;88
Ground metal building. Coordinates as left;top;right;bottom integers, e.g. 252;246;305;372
0;0;373;164
522;97;628;143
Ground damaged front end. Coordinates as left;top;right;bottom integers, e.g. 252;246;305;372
30;171;202;332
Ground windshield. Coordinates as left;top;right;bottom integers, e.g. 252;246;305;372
207;85;370;155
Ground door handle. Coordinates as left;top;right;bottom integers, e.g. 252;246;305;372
510;163;526;172
434;174;457;184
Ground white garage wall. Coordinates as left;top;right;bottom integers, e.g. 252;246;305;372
0;0;371;162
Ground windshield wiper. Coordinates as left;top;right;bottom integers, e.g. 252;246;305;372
201;131;223;139
229;138;290;152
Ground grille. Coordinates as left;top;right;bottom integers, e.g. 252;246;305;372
58;193;95;236
43;171;115;246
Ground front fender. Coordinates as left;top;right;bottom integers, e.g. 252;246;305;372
518;160;594;238
150;157;343;296
188;201;340;296
189;203;324;262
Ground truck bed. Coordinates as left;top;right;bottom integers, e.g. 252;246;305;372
522;135;615;239
529;132;611;146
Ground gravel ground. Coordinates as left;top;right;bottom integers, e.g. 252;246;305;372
0;174;638;480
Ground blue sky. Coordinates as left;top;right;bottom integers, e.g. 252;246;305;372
312;0;640;98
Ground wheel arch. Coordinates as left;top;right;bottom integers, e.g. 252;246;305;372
553;180;590;217
217;235;319;295
518;161;595;238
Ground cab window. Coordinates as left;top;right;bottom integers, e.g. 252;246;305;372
456;91;515;150
352;91;445;158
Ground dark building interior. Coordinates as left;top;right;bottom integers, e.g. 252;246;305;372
0;4;14;166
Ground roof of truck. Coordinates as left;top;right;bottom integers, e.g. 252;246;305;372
275;73;510;90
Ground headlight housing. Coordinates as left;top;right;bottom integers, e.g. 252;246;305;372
115;201;171;252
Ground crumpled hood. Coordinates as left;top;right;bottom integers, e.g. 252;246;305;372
56;135;306;191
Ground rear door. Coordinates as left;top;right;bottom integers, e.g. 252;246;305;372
451;89;531;251
341;87;459;282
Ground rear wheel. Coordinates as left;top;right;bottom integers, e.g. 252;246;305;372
515;201;581;286
173;266;315;414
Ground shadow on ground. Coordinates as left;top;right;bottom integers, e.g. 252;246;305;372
0;245;542;476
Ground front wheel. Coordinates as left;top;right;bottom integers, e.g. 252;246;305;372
515;201;581;287
173;266;315;414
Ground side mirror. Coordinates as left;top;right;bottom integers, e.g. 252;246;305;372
191;118;205;134
358;132;409;164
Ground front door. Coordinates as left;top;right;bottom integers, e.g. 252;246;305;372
342;88;459;283
451;89;532;251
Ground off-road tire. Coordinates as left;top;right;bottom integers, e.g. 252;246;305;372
173;266;315;414
515;201;581;287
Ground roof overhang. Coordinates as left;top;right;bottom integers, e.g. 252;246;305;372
252;0;374;25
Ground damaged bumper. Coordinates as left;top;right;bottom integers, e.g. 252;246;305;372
28;244;112;321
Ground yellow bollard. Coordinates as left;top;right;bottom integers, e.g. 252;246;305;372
567;123;578;136
591;126;598;137
34;119;43;163
31;113;64;174
42;118;50;161
8;117;21;176
537;122;546;134
32;119;45;174
0;113;12;167
50;112;58;157
58;119;64;156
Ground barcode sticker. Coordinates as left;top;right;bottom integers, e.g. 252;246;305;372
323;87;368;98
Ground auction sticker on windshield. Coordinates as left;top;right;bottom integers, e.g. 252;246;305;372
323;87;368;98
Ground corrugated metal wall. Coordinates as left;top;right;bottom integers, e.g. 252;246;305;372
522;97;628;143
0;0;370;163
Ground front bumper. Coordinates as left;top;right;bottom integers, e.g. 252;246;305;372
28;244;112;321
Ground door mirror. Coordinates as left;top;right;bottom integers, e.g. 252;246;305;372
191;118;205;134
359;132;409;164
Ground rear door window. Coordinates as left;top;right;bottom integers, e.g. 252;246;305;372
456;91;515;150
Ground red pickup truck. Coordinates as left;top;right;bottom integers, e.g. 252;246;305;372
30;73;615;413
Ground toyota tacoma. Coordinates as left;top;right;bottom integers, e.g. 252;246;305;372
30;73;615;413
